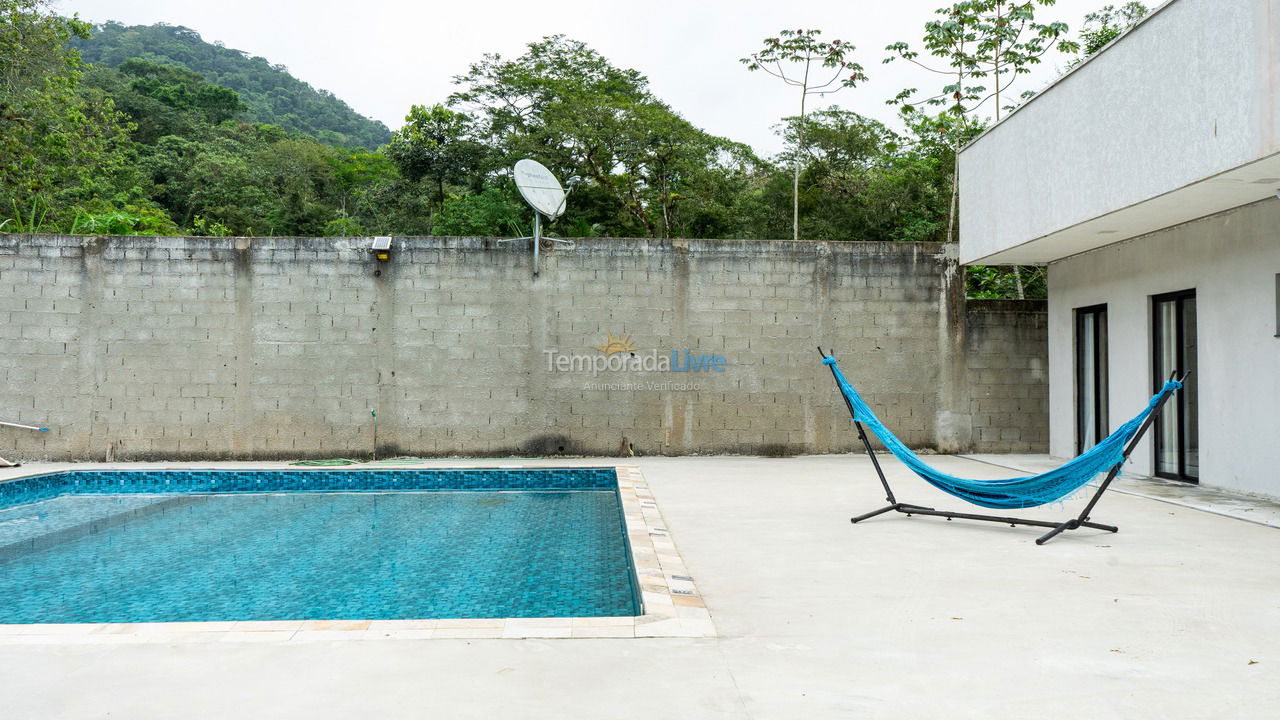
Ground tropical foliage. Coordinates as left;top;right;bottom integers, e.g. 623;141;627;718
1;1;1112;298
742;29;866;241
0;1;135;232
72;21;390;148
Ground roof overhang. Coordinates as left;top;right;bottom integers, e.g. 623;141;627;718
968;151;1280;265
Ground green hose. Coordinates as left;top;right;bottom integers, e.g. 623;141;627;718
363;457;428;466
289;458;361;466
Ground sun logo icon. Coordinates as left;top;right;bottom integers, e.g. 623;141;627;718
590;332;638;355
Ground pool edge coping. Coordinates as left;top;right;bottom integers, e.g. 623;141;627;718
0;465;716;643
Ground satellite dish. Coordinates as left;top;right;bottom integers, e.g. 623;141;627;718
502;158;573;277
513;159;567;220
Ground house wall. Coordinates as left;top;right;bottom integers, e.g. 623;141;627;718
0;234;1047;461
1047;198;1280;497
959;0;1280;263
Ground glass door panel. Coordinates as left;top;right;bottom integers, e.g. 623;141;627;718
1153;291;1198;482
1075;306;1108;454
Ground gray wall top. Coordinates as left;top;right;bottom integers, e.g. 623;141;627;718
0;234;948;255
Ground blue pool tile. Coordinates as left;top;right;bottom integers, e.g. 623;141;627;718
0;466;617;507
0;468;635;623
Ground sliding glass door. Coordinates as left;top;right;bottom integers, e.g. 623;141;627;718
1075;305;1109;454
1153;290;1199;482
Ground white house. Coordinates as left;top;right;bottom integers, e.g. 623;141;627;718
958;0;1280;498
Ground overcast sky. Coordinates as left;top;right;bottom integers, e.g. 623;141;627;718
57;0;1107;156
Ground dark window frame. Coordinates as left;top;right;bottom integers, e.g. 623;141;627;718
1152;289;1198;483
1074;304;1109;455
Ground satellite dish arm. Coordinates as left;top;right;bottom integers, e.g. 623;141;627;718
550;187;569;221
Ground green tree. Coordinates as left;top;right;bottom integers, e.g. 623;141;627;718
886;0;1078;249
432;186;527;237
887;1;1078;122
771;109;953;243
322;214;364;237
966;2;1147;298
3;5;400;237
536;94;755;237
325;148;399;227
967;264;1046;299
1074;2;1148;60
741;29;866;241
452;35;757;239
886;1;1077;299
349;177;435;235
385;104;489;222
138;124;300;233
450;35;650;151
255;136;340;236
84;59;243;143
118;59;242;124
0;0;138;230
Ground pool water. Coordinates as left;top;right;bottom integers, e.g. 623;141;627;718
0;470;640;624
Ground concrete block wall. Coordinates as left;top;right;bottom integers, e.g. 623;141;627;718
0;234;1047;460
964;300;1050;453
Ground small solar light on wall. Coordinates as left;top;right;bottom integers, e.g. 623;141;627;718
370;236;392;262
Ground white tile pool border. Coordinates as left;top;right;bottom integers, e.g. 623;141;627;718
0;464;714;643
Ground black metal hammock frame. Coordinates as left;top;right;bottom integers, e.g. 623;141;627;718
820;347;1188;545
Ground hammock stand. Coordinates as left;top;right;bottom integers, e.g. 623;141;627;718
819;347;1187;545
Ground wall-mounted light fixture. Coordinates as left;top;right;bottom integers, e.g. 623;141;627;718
370;236;392;262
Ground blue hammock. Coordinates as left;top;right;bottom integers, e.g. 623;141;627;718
824;355;1183;510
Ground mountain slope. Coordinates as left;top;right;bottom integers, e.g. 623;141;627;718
73;22;391;149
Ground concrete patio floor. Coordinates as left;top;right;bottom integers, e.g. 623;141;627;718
2;454;1278;719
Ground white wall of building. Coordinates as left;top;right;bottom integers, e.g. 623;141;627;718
960;0;1280;264
1047;199;1280;497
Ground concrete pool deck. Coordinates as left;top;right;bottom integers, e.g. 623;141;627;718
2;454;1278;718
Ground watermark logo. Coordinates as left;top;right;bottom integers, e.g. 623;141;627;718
544;332;730;377
589;332;638;356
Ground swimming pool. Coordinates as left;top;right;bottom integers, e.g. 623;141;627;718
0;468;641;624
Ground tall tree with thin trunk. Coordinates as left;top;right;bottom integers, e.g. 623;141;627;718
886;0;1075;298
885;0;1077;243
742;30;866;242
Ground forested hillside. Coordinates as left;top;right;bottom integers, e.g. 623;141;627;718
72;22;391;149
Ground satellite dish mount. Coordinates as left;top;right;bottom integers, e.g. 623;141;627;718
501;159;573;276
